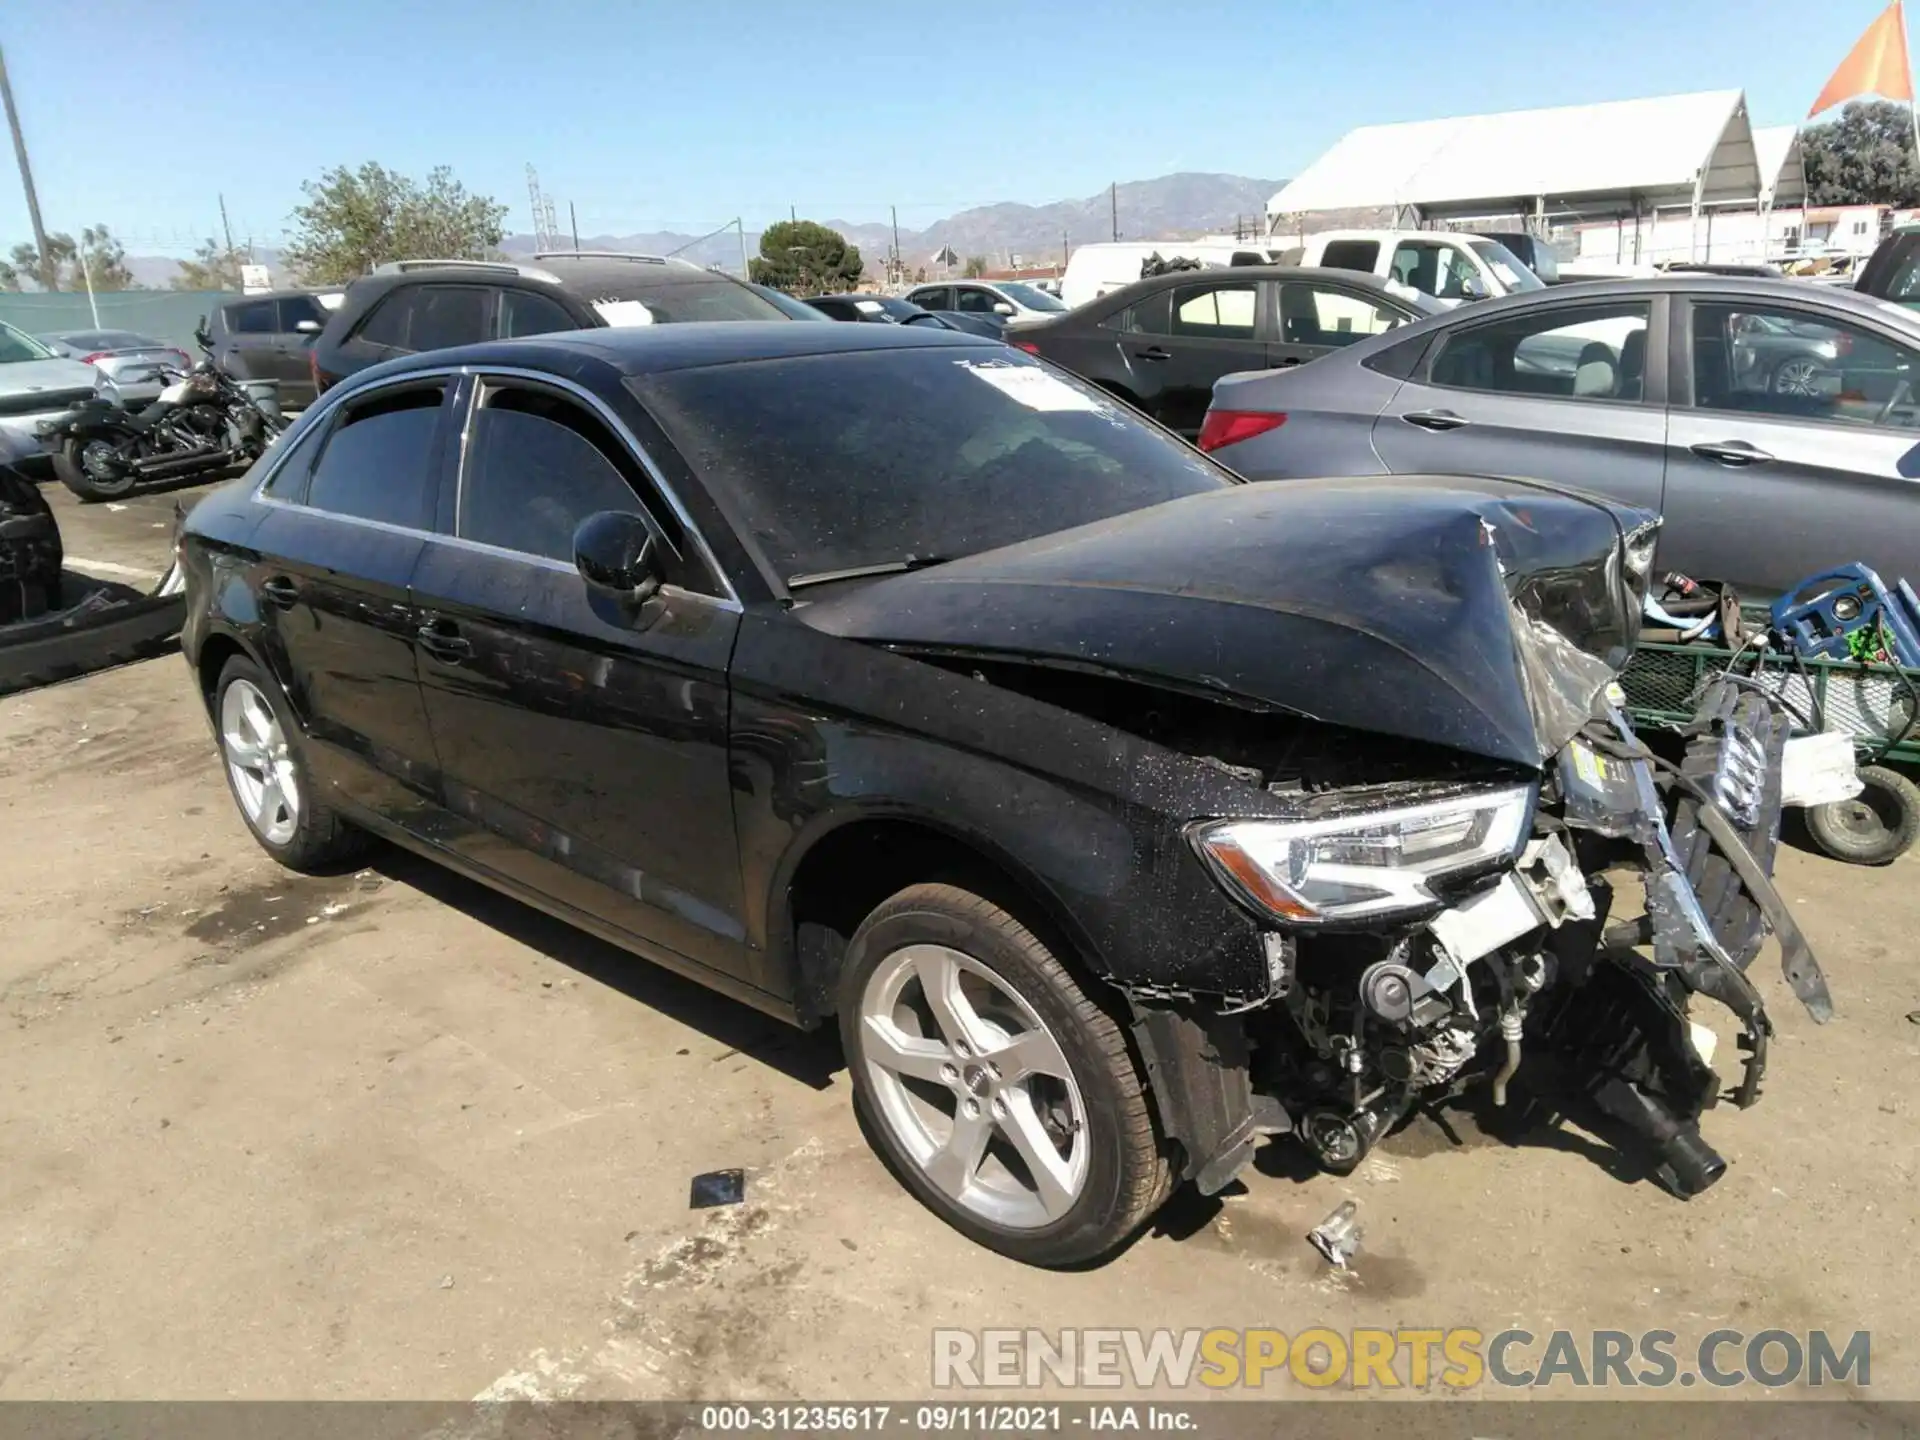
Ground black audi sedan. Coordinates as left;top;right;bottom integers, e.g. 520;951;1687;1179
178;322;1822;1265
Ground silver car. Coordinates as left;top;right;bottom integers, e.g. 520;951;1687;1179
0;322;101;458
1204;275;1920;597
38;328;191;405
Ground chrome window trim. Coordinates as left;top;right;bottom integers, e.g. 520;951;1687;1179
249;360;741;606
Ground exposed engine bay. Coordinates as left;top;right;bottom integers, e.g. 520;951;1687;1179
1198;680;1830;1196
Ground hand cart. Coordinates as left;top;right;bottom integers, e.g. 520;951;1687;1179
1621;620;1920;865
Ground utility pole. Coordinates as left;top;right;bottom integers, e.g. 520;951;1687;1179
790;204;796;223
219;192;235;256
0;45;54;290
1110;182;1118;242
891;204;900;283
570;201;580;252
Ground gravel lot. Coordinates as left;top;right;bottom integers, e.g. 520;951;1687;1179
2;479;1916;1401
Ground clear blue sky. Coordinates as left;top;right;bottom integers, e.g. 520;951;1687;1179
0;0;1898;255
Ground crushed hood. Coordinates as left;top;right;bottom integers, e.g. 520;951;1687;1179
799;476;1658;768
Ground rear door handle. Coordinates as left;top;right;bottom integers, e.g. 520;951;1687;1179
260;575;298;610
1401;408;1469;432
416;618;472;663
1690;439;1773;466
1134;347;1172;361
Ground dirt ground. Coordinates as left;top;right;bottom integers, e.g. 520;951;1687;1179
2;480;1917;1402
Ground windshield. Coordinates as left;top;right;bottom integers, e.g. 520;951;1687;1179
1470;240;1545;292
994;282;1067;312
0;322;55;364
633;346;1233;585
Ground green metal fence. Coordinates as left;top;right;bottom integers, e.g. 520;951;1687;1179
0;291;240;352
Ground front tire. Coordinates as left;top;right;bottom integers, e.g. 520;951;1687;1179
839;883;1168;1267
51;436;136;502
213;655;369;872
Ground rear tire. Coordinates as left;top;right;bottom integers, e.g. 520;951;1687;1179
839;883;1168;1267
213;654;370;872
1806;764;1920;866
51;437;136;502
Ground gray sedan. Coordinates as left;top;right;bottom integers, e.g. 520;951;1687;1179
38;328;191;404
0;322;101;458
1203;275;1920;596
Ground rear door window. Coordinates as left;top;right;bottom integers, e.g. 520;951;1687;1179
356;296;410;349
228;301;277;335
909;286;952;311
1170;282;1259;340
498;288;578;339
408;286;493;351
302;385;447;528
1278;283;1409;346
1428;301;1652;402
1317;239;1380;273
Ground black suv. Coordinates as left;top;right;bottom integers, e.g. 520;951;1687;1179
308;253;793;394
208;290;337;408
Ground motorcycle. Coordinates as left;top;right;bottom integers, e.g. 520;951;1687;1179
36;319;286;503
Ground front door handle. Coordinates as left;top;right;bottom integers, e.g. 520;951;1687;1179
260;575;298;610
1134;347;1172;361
416;618;472;664
1275;356;1304;368
1690;439;1773;466
1401;408;1469;432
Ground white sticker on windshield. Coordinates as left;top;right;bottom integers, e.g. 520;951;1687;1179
595;299;655;327
854;298;885;314
957;360;1102;412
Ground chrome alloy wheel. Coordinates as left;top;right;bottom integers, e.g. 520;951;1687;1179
1772;356;1829;397
220;678;299;846
857;943;1090;1228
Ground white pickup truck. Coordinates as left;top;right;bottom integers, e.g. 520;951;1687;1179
1291;230;1546;306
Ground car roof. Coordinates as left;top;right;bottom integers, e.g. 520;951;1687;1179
1463;272;1912;317
348;318;999;386
221;288;330;305
1069;264;1439;312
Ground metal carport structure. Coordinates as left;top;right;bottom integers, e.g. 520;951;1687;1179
1267;91;1788;258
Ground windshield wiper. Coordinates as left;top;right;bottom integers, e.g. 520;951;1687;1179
785;555;953;591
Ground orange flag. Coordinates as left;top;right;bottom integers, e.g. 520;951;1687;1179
1809;0;1914;114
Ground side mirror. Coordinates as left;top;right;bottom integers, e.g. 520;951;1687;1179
295;319;322;336
993;301;1015;316
1459;275;1490;301
574;510;667;609
194;319;213;348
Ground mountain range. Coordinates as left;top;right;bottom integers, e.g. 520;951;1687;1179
502;172;1287;273
112;172;1289;287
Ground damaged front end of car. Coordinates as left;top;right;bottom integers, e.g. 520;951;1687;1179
1150;489;1833;1198
804;476;1833;1199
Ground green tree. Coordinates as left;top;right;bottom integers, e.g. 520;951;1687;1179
7;226;138;291
172;237;247;291
10;233;73;290
747;220;863;294
1802;100;1920;206
283;162;509;283
0;258;19;291
73;225;136;291
963;255;990;278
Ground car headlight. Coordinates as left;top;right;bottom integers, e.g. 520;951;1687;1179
1189;784;1536;925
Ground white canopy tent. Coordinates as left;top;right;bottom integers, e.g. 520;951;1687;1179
1267;90;1775;247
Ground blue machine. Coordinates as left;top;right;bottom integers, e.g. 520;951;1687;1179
1770;564;1920;668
